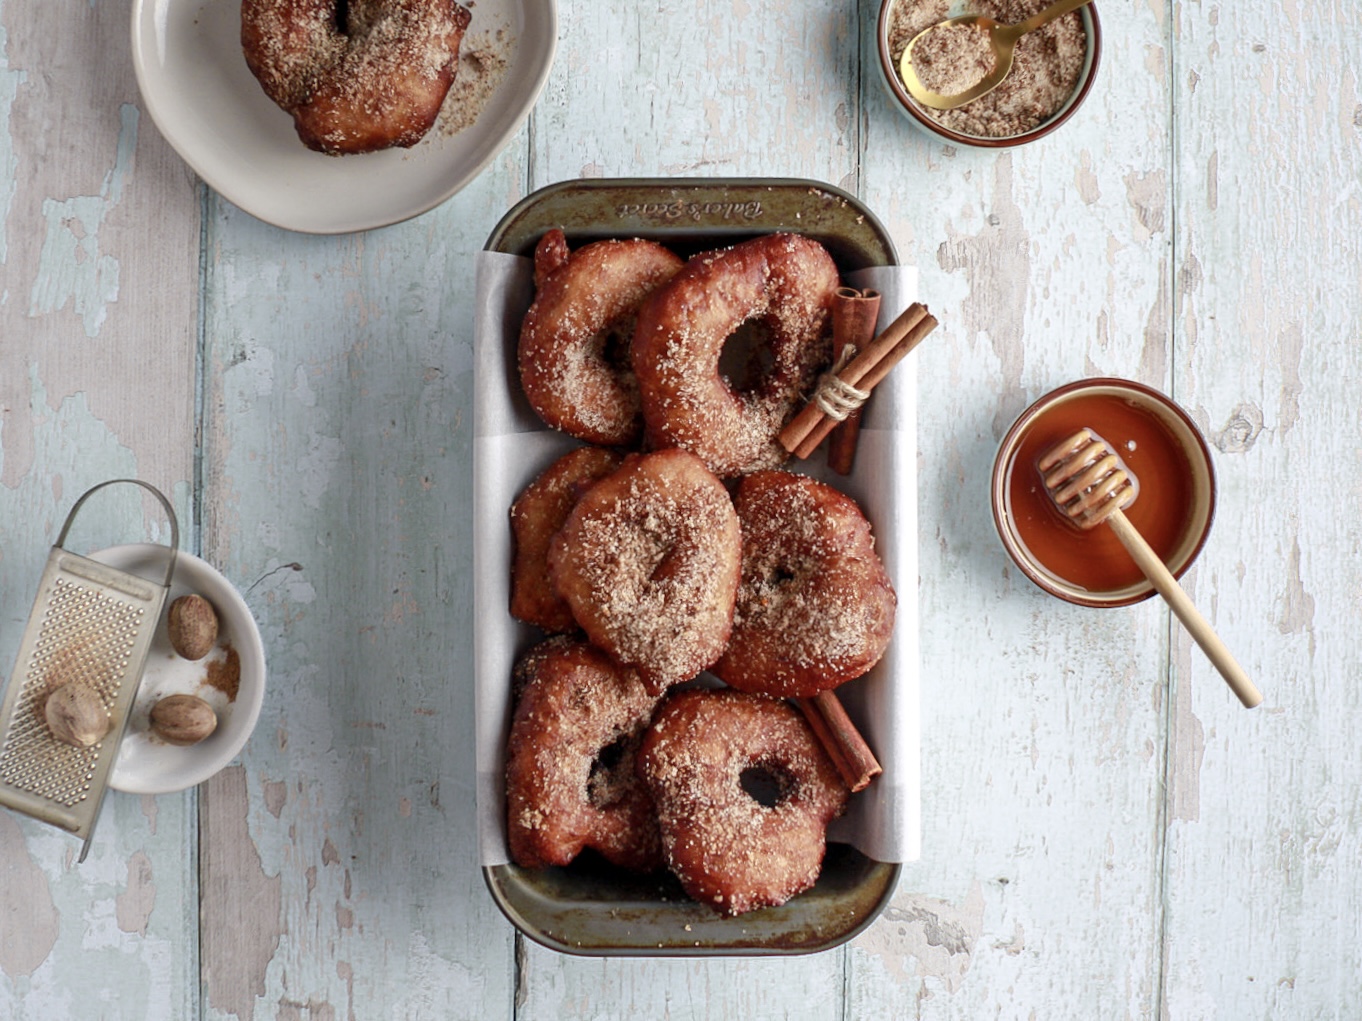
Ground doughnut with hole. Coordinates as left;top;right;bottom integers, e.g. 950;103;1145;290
632;233;838;476
505;638;664;872
548;449;741;694
636;687;849;915
519;230;684;446
712;470;896;698
242;0;472;155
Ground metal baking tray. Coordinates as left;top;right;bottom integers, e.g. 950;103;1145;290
478;178;903;955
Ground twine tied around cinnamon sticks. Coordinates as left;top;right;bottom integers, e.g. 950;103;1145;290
812;348;871;422
779;293;937;473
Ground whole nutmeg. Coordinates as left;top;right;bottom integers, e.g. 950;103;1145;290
149;693;218;746
166;594;219;660
45;682;110;748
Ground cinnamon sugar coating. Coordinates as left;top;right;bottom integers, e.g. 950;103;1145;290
241;0;471;155
548;449;741;694
632;232;838;477
509;446;625;633
519;231;684;446
712;470;896;698
636;687;849;916
505;638;664;872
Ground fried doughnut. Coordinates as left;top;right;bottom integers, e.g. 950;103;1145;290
548;449;741;694
632;233;839;477
519;230;684;446
712;470;896;698
509;446;625;633
505;638;664;872
636;687;849;915
241;0;471;155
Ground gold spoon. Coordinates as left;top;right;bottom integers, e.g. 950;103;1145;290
1039;427;1263;710
900;0;1094;111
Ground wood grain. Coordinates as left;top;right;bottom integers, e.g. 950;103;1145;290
0;0;1359;1017
0;1;200;1018
1162;0;1362;1014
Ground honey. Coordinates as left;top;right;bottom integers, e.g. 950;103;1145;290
999;387;1207;595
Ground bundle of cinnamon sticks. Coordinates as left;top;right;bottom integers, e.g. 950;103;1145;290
779;296;937;473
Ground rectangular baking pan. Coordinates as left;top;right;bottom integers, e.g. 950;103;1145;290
477;178;905;955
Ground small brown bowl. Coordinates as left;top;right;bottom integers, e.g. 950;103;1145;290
877;0;1102;148
991;379;1216;607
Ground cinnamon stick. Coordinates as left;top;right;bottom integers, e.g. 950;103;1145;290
827;287;882;475
796;690;882;793
792;308;937;460
778;302;932;457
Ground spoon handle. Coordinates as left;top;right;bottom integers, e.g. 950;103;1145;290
1105;508;1264;709
1004;0;1094;41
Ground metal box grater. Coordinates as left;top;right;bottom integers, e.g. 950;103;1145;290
0;480;178;861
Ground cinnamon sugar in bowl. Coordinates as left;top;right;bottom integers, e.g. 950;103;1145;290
877;0;1101;147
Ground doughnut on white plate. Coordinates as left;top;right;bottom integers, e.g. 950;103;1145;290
131;0;557;234
93;545;267;795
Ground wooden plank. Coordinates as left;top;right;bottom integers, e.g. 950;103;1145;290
1163;1;1362;1015
532;0;860;183
0;1;200;1017
196;161;524;1017
848;1;1176;1015
2;0;1358;1016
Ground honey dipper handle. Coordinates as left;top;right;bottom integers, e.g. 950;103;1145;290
1105;510;1264;709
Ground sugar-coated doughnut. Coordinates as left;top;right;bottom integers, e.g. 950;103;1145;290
712;470;896;698
509;446;625;633
632;233;839;477
519;230;684;446
636;687;849;915
548;449;741;694
505;638;664;872
241;0;471;155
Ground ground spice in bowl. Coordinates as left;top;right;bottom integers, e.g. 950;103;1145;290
911;22;998;96
886;0;1089;140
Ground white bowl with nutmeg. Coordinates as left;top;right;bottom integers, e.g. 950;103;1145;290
89;546;266;795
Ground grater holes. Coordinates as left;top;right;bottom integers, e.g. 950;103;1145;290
0;576;144;806
0;744;98;806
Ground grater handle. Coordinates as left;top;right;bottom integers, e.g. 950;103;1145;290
55;480;180;587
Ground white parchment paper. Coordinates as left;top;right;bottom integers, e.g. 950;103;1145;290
474;250;921;866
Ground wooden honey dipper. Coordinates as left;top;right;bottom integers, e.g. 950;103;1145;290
1038;427;1263;709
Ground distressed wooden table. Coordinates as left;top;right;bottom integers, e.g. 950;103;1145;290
1;1;1359;1017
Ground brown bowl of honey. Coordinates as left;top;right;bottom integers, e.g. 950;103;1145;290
991;378;1216;607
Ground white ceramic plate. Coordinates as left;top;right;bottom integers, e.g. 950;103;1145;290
93;545;267;795
130;0;557;233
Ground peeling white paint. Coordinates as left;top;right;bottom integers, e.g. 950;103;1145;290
27;104;138;337
0;812;59;978
853;883;986;991
296;430;343;510
0;15;26;264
